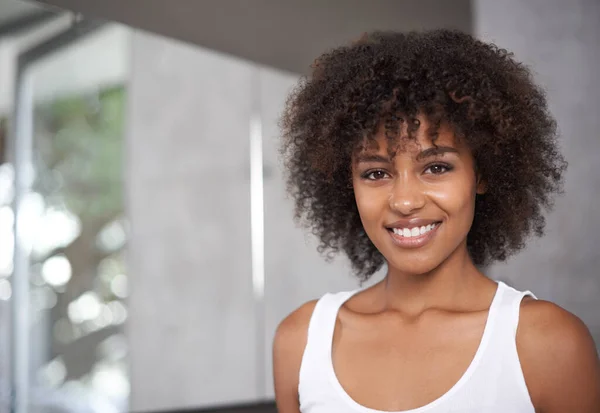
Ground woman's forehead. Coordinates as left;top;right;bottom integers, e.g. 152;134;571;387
357;120;462;156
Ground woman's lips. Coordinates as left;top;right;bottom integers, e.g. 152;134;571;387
387;222;441;249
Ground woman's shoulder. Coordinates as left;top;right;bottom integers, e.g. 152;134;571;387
517;298;595;357
272;299;319;405
517;298;600;410
273;288;359;365
274;300;319;348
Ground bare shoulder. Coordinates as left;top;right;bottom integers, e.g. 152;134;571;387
272;300;319;412
517;298;600;412
273;299;319;355
518;298;595;348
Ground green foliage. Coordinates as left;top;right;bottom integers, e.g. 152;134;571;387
34;86;125;220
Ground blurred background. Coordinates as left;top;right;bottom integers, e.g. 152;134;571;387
0;0;597;412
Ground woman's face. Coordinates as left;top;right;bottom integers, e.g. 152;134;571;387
351;117;485;275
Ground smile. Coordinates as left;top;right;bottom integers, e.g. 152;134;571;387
387;222;441;248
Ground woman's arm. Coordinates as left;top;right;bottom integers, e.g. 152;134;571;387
517;299;600;412
273;300;318;413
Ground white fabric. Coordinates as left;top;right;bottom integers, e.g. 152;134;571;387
298;281;536;413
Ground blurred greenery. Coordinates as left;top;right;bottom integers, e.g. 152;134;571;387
31;85;128;380
0;84;128;392
34;86;125;219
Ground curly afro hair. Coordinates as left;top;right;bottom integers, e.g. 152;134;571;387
281;29;566;282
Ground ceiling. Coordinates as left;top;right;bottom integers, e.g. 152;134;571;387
31;0;473;74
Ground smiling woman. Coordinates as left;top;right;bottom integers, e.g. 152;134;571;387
352;121;484;275
273;29;600;413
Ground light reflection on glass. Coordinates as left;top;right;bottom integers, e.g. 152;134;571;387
0;279;12;301
0;164;15;205
37;357;66;388
67;291;102;324
106;301;127;325
41;254;72;287
109;273;127;298
32;207;81;258
96;219;126;253
0;205;14;276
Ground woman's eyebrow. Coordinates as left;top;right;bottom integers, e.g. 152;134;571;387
355;146;458;163
416;146;458;160
355;154;390;163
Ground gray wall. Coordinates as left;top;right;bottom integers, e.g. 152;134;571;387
126;31;366;411
260;67;382;397
126;31;258;411
476;0;600;345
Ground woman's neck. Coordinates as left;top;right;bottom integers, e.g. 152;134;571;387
378;245;494;317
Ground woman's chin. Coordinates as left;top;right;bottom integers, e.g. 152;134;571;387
385;256;443;277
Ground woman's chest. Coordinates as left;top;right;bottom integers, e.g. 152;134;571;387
331;312;487;411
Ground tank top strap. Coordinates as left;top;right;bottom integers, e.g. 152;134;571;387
299;290;359;383
306;291;358;353
476;281;537;404
493;281;537;338
299;282;538;412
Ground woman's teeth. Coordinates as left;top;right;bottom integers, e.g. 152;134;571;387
392;223;438;238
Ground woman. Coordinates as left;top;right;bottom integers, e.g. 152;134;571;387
273;30;600;412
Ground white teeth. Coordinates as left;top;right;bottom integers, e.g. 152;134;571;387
391;223;438;237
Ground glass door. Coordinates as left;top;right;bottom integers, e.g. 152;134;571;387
1;4;131;412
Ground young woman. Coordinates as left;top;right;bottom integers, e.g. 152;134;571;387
273;30;600;413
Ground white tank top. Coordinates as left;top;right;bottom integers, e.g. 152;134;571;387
298;281;536;413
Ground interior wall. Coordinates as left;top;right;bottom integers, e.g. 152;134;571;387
125;27;377;411
475;0;600;346
125;31;257;411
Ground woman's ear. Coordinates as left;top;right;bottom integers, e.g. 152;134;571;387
476;174;487;195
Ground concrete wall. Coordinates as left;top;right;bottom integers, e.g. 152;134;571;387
126;31;257;411
126;31;365;411
259;67;377;397
475;0;600;345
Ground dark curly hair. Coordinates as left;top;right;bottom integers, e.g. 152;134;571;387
281;29;566;282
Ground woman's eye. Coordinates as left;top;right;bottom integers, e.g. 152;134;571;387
363;170;389;180
425;164;452;175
